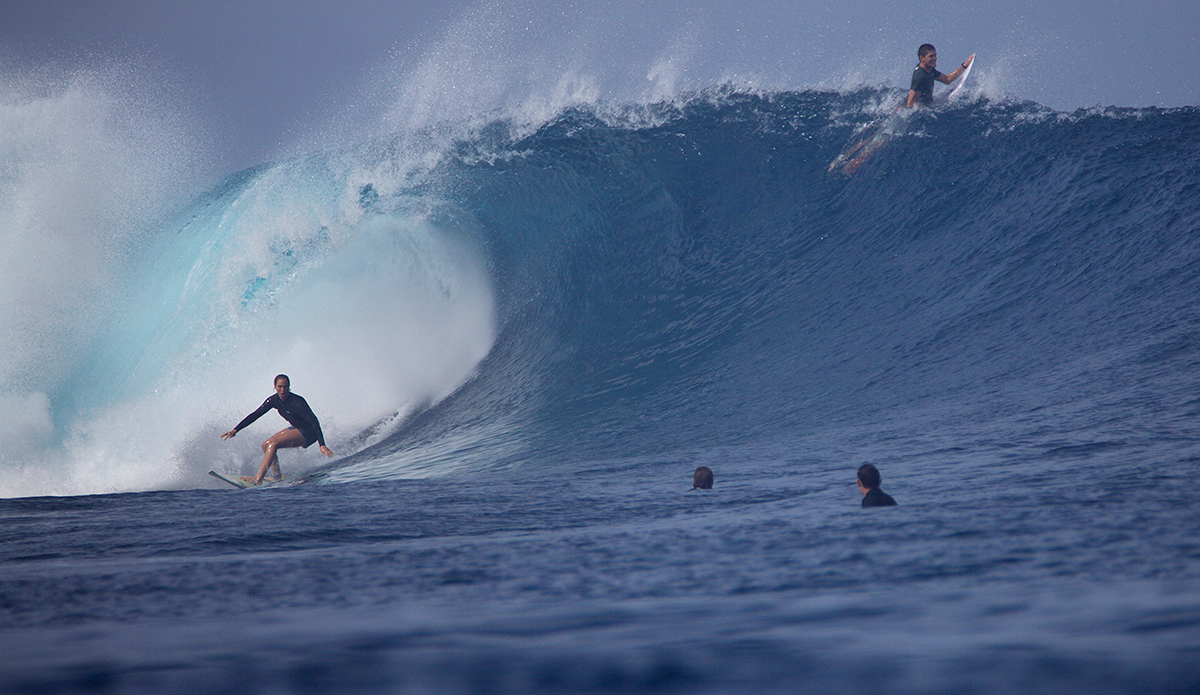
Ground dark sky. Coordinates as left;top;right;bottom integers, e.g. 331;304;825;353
4;0;1196;175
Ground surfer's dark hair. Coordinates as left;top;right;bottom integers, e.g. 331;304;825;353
918;44;936;58
274;374;290;386
693;466;714;489
857;464;882;489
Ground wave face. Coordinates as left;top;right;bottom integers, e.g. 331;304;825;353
4;86;1200;495
325;92;1200;482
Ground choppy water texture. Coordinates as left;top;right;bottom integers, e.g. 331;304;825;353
2;90;1200;693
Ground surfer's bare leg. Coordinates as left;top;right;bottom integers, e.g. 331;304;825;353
250;428;306;485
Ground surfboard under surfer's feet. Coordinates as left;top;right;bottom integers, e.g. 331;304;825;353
237;475;283;486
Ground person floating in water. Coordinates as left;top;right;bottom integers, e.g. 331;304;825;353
692;466;714;490
856;463;898;508
221;374;333;485
907;43;974;108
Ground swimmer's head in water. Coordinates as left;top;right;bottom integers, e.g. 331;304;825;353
857;463;882;490
693;466;714;489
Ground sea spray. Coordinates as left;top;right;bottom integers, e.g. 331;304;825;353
0;64;203;494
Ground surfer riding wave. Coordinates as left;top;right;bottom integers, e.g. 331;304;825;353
221;374;334;485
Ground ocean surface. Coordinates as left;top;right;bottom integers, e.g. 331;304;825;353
3;86;1200;693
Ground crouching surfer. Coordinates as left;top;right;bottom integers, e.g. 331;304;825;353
221;374;334;485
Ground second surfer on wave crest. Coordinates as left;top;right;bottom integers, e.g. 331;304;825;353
828;42;974;176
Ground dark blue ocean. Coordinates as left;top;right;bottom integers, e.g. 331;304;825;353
3;89;1200;693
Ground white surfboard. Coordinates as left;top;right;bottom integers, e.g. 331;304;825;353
939;54;975;103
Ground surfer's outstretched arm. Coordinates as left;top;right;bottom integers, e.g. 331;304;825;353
938;54;974;84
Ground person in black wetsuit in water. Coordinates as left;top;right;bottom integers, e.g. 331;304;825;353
221;374;334;485
906;43;974;108
857;463;898;508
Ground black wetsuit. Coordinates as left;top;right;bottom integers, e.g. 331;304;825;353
910;66;943;106
234;393;326;448
862;487;898;508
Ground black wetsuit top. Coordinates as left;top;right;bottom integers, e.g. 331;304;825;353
234;393;325;448
862;487;898;508
910;66;943;106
